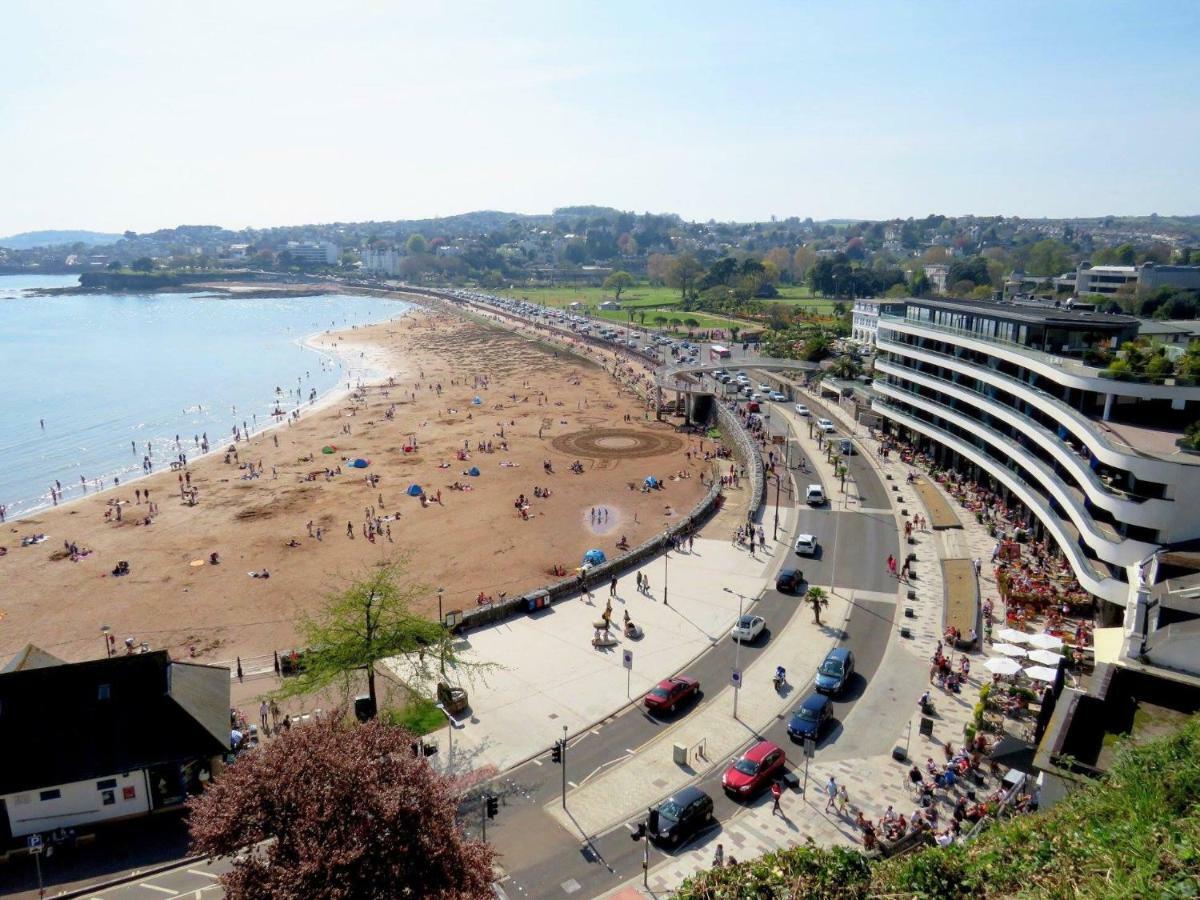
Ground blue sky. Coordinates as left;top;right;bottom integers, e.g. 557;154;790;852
1;0;1197;234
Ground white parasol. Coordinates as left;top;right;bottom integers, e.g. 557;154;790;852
984;656;1022;675
992;643;1028;657
997;628;1031;643
1027;649;1064;667
1024;665;1059;682
1026;633;1064;651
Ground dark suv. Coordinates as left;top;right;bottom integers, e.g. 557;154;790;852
649;786;714;846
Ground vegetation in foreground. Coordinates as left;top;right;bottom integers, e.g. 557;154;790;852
677;717;1200;898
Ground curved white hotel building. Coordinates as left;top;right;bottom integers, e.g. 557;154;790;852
872;298;1200;611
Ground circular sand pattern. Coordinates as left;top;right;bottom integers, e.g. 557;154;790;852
551;428;683;460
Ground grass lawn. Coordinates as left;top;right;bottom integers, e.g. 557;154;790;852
383;696;446;736
495;284;753;333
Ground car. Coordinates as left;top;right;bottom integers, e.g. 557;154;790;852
749;393;764;402
757;383;772;392
794;403;810;416
722;740;787;798
838;438;854;455
731;614;765;643
775;568;803;593
649;786;714;846
817;418;836;433
805;484;826;506
769;391;787;402
795;533;818;555
787;693;833;742
815;647;855;695
643;676;701;714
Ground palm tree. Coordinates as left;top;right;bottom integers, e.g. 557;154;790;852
805;586;829;625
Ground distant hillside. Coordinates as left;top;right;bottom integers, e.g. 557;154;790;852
0;230;122;250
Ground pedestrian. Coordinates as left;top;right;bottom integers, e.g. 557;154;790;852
837;784;849;815
825;776;838;812
887;554;897;577
712;843;724;867
771;780;783;815
973;557;982;575
610;575;618;597
259;699;269;732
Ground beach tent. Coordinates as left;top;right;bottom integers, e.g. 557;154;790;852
321;445;336;454
467;466;481;477
583;549;607;565
350;458;369;468
472;397;482;405
406;484;424;497
644;476;660;488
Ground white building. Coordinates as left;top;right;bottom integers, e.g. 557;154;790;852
923;264;950;294
285;241;339;267
363;246;402;276
851;298;908;346
0;649;229;839
873;297;1200;610
1075;262;1200;296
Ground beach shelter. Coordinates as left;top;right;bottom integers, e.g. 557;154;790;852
472;396;482;405
467;466;481;477
406;484;423;497
992;643;1028;658
350;458;370;468
1026;633;1063;651
644;476;660;488
983;657;1022;676
1024;665;1059;682
583;549;607;566
321;445;336;454
1027;648;1064;667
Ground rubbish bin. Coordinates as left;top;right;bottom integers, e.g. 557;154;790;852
672;743;689;766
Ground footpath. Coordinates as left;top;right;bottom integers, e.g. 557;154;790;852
604;386;1013;895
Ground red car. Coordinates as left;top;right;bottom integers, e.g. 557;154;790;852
643;676;700;714
722;740;787;798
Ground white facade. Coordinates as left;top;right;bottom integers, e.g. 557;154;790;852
923;264;949;293
363;246;401;276
873;300;1200;608
1076;262;1200;296
285;241;339;266
851;299;907;346
4;771;149;838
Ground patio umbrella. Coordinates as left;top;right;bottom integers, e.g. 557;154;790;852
997;628;1031;643
984;657;1022;675
988;734;1036;770
992;643;1028;658
1027;648;1064;666
1025;665;1059;682
1026;633;1063;651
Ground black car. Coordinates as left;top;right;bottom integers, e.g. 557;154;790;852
649;786;714;846
787;693;833;741
775;568;803;593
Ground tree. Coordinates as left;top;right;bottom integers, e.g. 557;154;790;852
804;586;829;625
405;233;428;255
603;270;634;301
276;562;480;717
106;260;122;271
1025;239;1073;277
131;257;155;272
792;246;818;282
684;317;700;334
188;717;494;899
666;254;704;301
653;314;668;327
563;240;588;265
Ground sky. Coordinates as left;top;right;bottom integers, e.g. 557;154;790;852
2;0;1198;235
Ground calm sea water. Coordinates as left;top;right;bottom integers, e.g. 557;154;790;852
0;275;411;518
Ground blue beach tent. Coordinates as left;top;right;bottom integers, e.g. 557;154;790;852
406;484;423;497
350;458;369;468
583;549;607;565
472;396;483;405
644;476;660;488
467;466;481;477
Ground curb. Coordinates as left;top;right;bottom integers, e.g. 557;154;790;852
50;854;206;899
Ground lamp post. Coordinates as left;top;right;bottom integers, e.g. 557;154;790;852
435;702;454;773
100;624;112;659
723;588;746;719
437;587;444;624
773;472;782;542
662;532;670;608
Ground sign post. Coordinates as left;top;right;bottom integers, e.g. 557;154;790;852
730;669;742;719
28;835;43;898
623;649;633;698
803;737;816;796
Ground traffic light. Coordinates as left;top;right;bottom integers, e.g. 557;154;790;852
551;740;563;763
630;821;646;841
486;795;499;819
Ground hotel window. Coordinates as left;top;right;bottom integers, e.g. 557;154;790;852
39;789;61;802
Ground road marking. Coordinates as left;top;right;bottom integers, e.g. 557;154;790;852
567;781;578;788
187;870;220;880
624;748;635;754
531;758;543;766
137;884;180;895
590;728;601;735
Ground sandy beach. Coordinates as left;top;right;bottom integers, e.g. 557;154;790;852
0;299;713;667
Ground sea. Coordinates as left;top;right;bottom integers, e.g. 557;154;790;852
0;275;412;518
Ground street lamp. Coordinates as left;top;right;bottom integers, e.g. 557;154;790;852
100;624;112;659
436;587;445;624
662;532;670;607
435;702;454;773
723;588;747;719
773;472;782;542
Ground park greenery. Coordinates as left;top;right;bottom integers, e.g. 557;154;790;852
274;560;489;717
677;717;1200;898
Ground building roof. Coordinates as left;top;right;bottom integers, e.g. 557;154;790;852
907;296;1140;328
0;651;229;795
2;644;65;673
